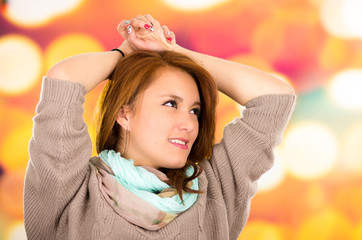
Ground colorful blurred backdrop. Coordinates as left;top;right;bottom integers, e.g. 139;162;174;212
1;0;362;239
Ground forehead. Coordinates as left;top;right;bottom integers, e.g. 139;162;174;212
144;67;200;100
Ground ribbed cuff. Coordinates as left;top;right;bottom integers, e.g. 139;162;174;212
241;93;297;138
40;76;87;105
244;93;297;116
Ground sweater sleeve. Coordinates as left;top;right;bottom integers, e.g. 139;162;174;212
209;93;296;233
24;77;93;238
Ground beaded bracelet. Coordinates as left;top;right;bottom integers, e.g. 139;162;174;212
110;48;125;57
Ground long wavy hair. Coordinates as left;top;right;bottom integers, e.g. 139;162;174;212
95;50;218;202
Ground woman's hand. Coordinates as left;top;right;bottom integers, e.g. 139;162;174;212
117;14;176;53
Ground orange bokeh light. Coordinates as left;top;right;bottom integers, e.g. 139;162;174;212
0;171;25;219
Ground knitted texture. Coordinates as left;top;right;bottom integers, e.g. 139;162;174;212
25;77;296;240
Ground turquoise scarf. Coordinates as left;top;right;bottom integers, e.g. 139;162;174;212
98;149;199;215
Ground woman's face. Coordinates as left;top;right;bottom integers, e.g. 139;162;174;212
119;67;201;169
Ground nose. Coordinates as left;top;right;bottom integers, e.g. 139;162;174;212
178;112;197;133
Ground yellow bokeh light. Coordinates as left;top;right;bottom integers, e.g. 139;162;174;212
321;0;362;39
319;37;351;70
0;35;42;95
45;33;104;72
0;119;33;172
354;221;362;240
257;150;285;192
297;209;354;240
279;122;339;180
340;121;362;173
4;0;83;27
238;221;285;240
328;69;362;110
162;0;230;10
5;221;26;240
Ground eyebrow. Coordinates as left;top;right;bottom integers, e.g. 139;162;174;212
160;94;201;107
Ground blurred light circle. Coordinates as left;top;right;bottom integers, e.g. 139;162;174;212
45;33;104;72
297;209;353;240
333;186;362;223
321;0;362;39
0;119;33;171
319;37;352;70
0;171;24;219
0;35;42;95
341;0;362;38
6;221;27;240
355;222;362;240
240;221;285;240
340;122;362;173
215;92;240;143
161;0;229;10
257;149;285;192
329;69;362;110
280;122;338;180
4;0;83;27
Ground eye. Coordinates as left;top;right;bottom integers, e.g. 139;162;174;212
190;108;201;117
163;100;177;108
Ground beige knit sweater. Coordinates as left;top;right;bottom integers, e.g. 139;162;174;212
25;77;296;240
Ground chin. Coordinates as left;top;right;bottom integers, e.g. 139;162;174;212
166;159;187;169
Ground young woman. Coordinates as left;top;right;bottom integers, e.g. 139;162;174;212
25;14;296;239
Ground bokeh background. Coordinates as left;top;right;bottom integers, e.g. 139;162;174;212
0;0;362;239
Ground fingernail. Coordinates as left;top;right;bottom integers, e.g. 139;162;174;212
167;37;173;42
166;31;170;36
128;25;132;33
150;27;154;32
144;24;151;30
125;20;130;24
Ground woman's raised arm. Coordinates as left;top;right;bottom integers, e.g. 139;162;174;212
173;45;295;105
46;50;123;92
121;15;295;105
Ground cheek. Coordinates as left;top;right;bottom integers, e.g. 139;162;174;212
192;119;200;141
133;109;171;138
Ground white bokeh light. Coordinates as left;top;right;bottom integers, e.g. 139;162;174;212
321;0;362;39
0;35;42;95
341;0;362;38
5;0;83;27
257;149;286;192
162;0;229;10
340;122;362;174
279;122;339;180
329;69;362;111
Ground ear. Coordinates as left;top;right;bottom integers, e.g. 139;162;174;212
116;106;132;130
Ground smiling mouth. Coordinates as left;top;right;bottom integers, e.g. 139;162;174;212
168;139;188;149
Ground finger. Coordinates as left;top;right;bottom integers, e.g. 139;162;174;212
130;18;154;32
161;25;170;37
135;14;149;24
169;31;176;44
144;14;160;30
161;25;172;42
144;14;155;25
117;20;131;39
162;25;175;43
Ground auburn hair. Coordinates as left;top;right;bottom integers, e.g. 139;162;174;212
94;50;218;202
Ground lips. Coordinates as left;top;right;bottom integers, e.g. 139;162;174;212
168;138;189;150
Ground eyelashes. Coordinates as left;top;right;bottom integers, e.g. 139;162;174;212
162;99;201;117
163;100;177;108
